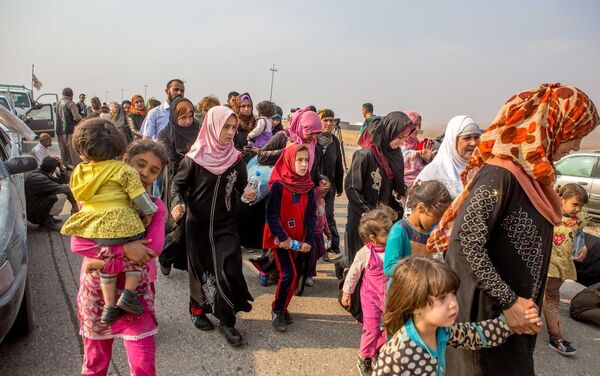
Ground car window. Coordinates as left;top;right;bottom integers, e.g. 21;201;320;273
0;97;10;110
0;91;31;108
555;156;597;178
0;128;10;161
28;104;53;120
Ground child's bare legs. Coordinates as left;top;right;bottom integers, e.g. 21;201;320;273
124;272;140;292
116;270;143;316
99;273;120;324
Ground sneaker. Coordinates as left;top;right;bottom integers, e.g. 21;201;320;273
272;312;287;332
284;311;293;325
258;273;270;286
356;357;372;375
549;339;576;356
305;277;314;287
218;325;243;346
323;251;342;262
160;263;172;276
116;289;143;315
100;306;120;324
242;246;257;253
50;216;63;224
190;308;214;331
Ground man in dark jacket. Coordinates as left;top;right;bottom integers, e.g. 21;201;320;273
25;156;77;231
317;109;345;261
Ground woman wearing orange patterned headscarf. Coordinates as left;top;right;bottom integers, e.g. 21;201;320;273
432;84;598;376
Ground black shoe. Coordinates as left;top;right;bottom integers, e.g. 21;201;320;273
100;306;120;324
191;311;214;331
219;325;243;346
334;261;346;280
284;311;293;325
356;357;373;375
116;289;143;315
272;312;287;332
159;263;171;276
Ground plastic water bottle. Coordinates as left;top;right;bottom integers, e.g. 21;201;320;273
274;237;302;251
572;230;585;259
241;171;261;203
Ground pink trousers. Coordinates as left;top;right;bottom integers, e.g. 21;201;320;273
359;313;386;359
82;336;155;376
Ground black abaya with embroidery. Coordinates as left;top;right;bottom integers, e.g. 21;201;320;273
171;156;253;326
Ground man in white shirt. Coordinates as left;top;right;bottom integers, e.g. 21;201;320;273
30;133;53;166
140;79;185;140
140;79;185;196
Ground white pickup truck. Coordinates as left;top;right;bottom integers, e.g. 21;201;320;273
0;84;58;136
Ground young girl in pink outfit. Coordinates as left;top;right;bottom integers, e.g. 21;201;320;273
341;206;396;375
72;140;168;376
306;178;332;287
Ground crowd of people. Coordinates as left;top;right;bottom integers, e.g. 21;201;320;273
23;80;600;376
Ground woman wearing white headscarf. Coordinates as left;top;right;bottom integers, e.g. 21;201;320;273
414;115;481;198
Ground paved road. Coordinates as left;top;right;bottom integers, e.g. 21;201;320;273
1;144;599;375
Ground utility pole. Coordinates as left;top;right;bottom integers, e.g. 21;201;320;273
120;89;124;102
144;85;148;100
269;64;278;101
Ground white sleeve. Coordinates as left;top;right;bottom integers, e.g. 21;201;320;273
248;118;266;139
342;247;370;294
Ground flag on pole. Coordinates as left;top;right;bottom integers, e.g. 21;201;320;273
32;73;43;90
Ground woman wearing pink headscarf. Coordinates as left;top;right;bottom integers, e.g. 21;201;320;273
401;111;434;187
170;106;254;346
258;106;324;182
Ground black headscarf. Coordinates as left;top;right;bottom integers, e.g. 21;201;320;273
358;111;415;196
166;97;200;156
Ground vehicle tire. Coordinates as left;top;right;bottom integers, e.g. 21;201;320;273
10;276;34;336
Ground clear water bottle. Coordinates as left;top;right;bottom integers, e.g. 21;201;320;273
241;171;261;203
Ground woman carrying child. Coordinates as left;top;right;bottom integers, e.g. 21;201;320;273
263;144;316;332
341;206;396;375
247;100;275;148
71;139;169;376
544;183;589;356
62;119;159;325
374;258;541;376
170;106;254;346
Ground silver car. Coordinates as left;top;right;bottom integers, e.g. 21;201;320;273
555;151;600;218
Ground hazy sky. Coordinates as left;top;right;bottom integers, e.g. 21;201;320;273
2;0;599;127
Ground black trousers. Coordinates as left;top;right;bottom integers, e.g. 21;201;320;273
324;189;340;252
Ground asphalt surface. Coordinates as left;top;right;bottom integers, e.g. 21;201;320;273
1;143;599;375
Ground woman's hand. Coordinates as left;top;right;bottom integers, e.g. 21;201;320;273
82;257;105;274
503;297;541;335
123;239;156;265
341;292;351;307
171;204;186;222
524;307;542;332
575;245;588;262
300;243;311;253
243;189;257;203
